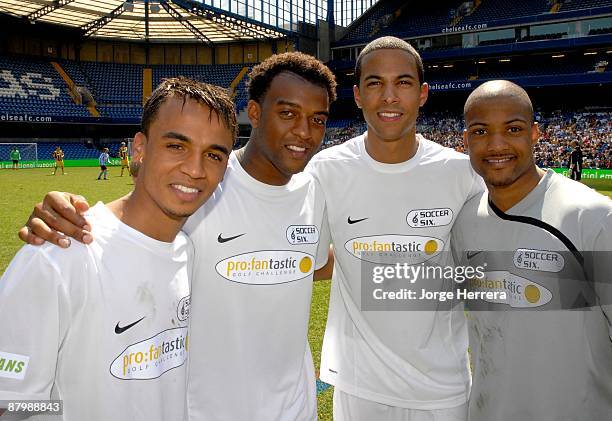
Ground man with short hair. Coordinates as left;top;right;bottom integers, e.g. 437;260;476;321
0;77;236;420
17;52;337;421
10;147;20;170
452;80;612;420
308;36;480;420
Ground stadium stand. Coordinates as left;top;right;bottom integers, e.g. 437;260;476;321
375;1;463;39
323;111;612;170
152;63;243;88
0;54;90;118
460;0;552;25
79;62;143;104
478;37;516;46
233;72;251;112
522;33;567;42
589;27;612;35
341;0;403;41
0;55;253;120
559;0;612;12
153;63;249;111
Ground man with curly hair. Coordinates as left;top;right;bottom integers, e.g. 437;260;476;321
18;52;337;421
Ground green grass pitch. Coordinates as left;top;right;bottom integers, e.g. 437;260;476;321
1;166;610;420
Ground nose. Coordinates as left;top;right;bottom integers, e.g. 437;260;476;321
487;130;509;152
382;84;398;104
181;152;207;179
292;115;312;142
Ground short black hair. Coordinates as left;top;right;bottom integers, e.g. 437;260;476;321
141;77;237;138
355;36;424;85
248;52;337;103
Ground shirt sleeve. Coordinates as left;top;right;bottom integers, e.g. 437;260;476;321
467;165;486;202
316;205;332;270
0;246;70;402
589;211;612;339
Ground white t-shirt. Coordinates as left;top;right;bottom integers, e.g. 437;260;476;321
0;203;192;421
307;134;482;409
451;170;612;421
184;153;329;421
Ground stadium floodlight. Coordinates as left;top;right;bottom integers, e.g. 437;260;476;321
0;143;38;169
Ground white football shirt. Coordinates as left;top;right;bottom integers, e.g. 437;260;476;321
0;203;192;421
307;133;482;409
184;153;329;421
452;169;612;421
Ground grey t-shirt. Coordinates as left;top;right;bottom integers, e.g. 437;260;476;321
452;170;612;421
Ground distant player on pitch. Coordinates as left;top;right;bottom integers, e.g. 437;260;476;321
10;147;20;170
52;146;65;175
119;142;131;176
0;77;236;420
97;147;110;180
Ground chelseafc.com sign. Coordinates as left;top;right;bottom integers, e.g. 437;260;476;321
216;251;315;285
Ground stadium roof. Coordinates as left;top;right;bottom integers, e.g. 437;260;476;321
0;0;288;44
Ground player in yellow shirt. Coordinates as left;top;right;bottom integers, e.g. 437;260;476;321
119;142;131;176
52;146;65;175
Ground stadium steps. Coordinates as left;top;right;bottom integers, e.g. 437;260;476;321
86;103;100;117
51;61;95;117
51;61;99;117
450;14;463;26
230;66;249;99
143;68;153;105
550;1;561;12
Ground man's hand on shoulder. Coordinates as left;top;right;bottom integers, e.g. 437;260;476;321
18;191;93;248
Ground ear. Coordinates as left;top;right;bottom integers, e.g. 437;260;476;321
247;99;262;128
353;85;362;109
531;122;540;146
419;83;429;107
132;132;147;164
463;129;469;151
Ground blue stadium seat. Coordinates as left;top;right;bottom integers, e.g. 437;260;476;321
0;55;90;118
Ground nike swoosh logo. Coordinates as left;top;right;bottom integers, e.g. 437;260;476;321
466;251;483;260
115;316;145;334
347;216;368;224
218;233;246;243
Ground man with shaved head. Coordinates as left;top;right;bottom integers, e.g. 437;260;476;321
452;80;612;420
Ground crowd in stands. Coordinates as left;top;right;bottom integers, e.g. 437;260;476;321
536;111;611;169
322;111;612;169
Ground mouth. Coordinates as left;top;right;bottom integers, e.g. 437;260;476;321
483;155;516;168
285;144;309;159
377;111;403;122
170;183;202;201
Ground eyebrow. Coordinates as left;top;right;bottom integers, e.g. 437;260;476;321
364;74;416;82
467;118;529;128
163;131;191;142
163;131;230;156
276;99;330;117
